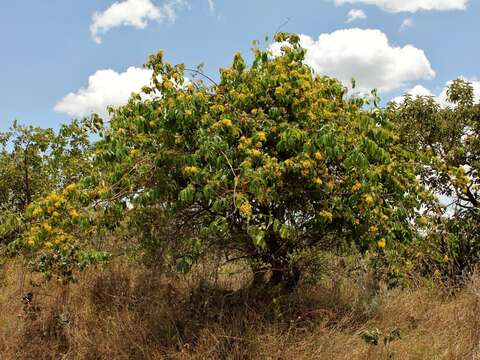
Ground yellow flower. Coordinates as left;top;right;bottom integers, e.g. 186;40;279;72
275;86;285;96
250;149;262;158
221;118;232;127
314;151;324;161
55;234;67;244
443;255;449;262
257;131;266;142
65;183;77;193
240;136;252;145
364;194;374;205
45;242;53;249
301;160;312;169
351;182;362;192
49;193;63;204
319;210;333;222
27;239;35;247
239;202;252;217
32;207;43;217
69;210;80;219
183;166;200;176
313;177;322;186
43;222;53;232
163;80;174;90
377;238;386;249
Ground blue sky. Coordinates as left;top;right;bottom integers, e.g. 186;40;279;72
1;0;479;131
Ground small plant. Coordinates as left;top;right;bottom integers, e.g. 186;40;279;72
359;327;401;346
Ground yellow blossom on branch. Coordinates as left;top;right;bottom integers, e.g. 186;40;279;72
221;118;232;127
69;210;80;219
319;210;333;222
364;194;374;205
351;182;362;192
377;238;386;248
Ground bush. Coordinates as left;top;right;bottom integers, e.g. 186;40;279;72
91;33;426;290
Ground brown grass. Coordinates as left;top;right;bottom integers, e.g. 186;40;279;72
1;258;480;359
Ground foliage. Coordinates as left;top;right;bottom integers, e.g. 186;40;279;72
0;118;108;278
389;80;480;277
16;186;110;281
6;34;478;289
89;33;426;289
0;119;100;245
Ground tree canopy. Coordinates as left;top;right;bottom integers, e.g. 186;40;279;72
75;33;427;288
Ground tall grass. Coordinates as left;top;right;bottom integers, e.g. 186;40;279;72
1;258;479;359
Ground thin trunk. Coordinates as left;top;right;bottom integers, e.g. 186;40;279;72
23;146;31;208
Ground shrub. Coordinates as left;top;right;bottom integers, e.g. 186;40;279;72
89;33;426;290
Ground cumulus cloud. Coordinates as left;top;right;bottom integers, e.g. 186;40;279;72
400;18;414;31
90;0;186;44
207;0;215;13
271;28;435;92
334;0;469;12
392;84;433;103
54;67;153;118
346;9;367;22
392;78;480;106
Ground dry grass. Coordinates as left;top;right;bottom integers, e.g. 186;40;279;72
1;258;480;359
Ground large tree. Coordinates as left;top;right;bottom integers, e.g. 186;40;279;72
21;34;427;288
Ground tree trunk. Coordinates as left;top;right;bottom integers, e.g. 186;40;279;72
247;230;302;292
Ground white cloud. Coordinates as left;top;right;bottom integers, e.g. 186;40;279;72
271;28;435;92
392;84;432;103
207;0;215;13
90;0;186;44
334;0;469;12
400;18;414;31
346;9;367;22
54;67;153;118
393;78;480;106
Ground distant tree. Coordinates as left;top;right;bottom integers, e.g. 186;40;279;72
389;80;480;275
0;119;98;246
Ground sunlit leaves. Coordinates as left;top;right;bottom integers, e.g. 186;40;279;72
74;33;426;282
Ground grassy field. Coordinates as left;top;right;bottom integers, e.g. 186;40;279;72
1;259;479;359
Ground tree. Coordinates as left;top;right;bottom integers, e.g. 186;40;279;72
389;80;480;275
0;119;98;246
23;34;426;288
